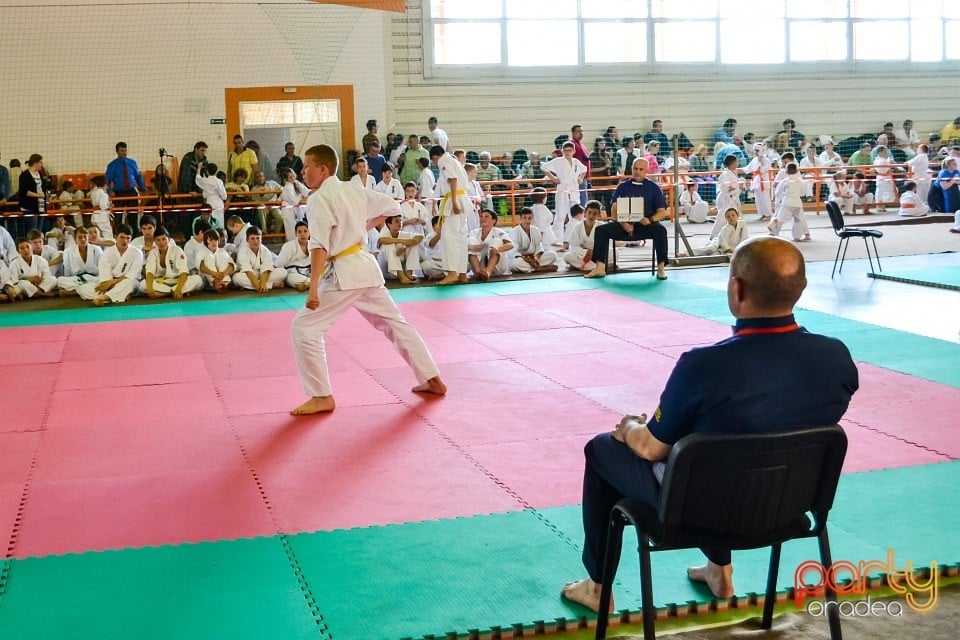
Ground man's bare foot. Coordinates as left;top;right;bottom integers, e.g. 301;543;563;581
584;264;607;279
92;295;110;307
290;396;336;415
412;376;447;395
687;562;735;599
561;578;614;613
437;274;459;286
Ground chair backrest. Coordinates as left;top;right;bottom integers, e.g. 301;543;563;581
825;200;845;234
658;425;847;546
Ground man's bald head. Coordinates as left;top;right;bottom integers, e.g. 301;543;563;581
728;237;806;317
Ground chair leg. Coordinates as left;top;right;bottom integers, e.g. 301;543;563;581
838;237;851;275
639;537;656;640
862;238;875;275
595;514;625;640
762;544;782;629
872;237;882;272
831;239;844;278
817;527;842;640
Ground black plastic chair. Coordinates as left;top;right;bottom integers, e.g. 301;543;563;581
825;200;883;278
595;425;848;640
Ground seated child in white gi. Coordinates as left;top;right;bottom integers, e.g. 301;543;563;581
564;200;602;272
829;171;857;215
232;226;287;292
897;181;930;217
183;220;211;275
76;224;143;306
851;171;875;215
375;163;404;201
420;215;446;280
684;208;749;256
679;181;709;224
529;187;559;248
349;157;376;190
0;259;16;303
28;229;62;277
199;229;235;292
58;226;103;295
140;226;204;299
399;182;429;238
509;206;558;273
225;215;253;257
378;214;422;284
468;208;513;280
768;163;811;242
9;237;58;299
276;221;312;291
85;224;114;249
45;215;76;250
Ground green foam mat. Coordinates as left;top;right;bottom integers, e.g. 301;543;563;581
0;537;318;640
869;266;960;291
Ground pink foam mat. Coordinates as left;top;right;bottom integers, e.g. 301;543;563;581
66;316;195;341
0;341;64;366
591;317;731;349
0;324;70;344
202;345;360;381
506;290;685;325
335;333;503;370
217;371;401;417
14;466;276;558
56;353;211;391
0;482;25;551
0;432;40;485
839;421;949;473
513;349;678;391
430;307;581;335
471;327;636;359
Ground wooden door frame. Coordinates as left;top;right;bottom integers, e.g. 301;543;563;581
225;85;355;166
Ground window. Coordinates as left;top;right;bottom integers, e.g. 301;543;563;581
240;101;340;128
427;0;960;69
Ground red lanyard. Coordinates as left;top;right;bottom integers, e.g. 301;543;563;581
735;323;799;336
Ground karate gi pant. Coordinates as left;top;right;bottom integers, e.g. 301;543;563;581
438;201;470;275
875;177;896;206
469;247;511;276
831;195;856;215
233;268;288;290
203;273;232;289
291;281;440;397
421;257;445;279
579;434;729;583
285;268;311;288
281;205;304;243
552;190;576;244
563;247;596;272
138;275;204;296
511;251;557;273
77;278;138;303
682;201;709;224
770;205;809;240
754;186;772;219
12;276;57;298
381;243;421;276
57;274;95;293
591;221;668;267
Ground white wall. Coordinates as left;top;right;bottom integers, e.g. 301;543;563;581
0;1;387;174
387;0;960;156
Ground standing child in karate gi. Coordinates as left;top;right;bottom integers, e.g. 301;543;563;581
280;167;311;242
89;175;114;240
196;162;228;229
745;143;773;222
430;145;471;286
529;187;558;248
542;141;588;244
289;144;446;415
768;163;810;241
873;146;896;212
907;144;932;204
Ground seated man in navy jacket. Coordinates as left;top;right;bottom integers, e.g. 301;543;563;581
563;236;860;613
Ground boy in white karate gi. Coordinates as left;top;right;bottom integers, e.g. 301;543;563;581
828;171;857;215
417;157;437;212
430;145;471;286
28;229;62;277
183;220;211;275
349;157;376;190
543;141;588;244
679;182;709;224
907;144;932;204
509;207;557;273
745;143;773;221
232;227;287;291
378;214;422;284
196;163;228;228
684;208;749;256
9;237;57;298
399;182;429;239
420;215;446;280
463;163;484;232
199;230;235;292
468;208;513;280
280;168;311;242
712;154;742;238
77;224;143;306
768;163;810;241
0;259;16;303
89;175;114;240
140;227;203;299
564;201;602;272
898;181;930;217
58;226;102;294
289;144;445;415
375;163;404;201
276;221;312;291
529;187;558;248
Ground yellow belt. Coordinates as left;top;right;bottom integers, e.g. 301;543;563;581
439;189;468;225
322;243;363;277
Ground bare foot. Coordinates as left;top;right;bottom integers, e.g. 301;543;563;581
584;264;606;279
437;274;459;286
92;295;110;307
412;376;447;396
687;562;735;599
537;264;559;272
274;282;286;289
560;578;614;613
397;272;414;284
457;274;469;283
290;396;336;415
296;283;309;292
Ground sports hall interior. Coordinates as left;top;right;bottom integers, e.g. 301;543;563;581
0;1;959;639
